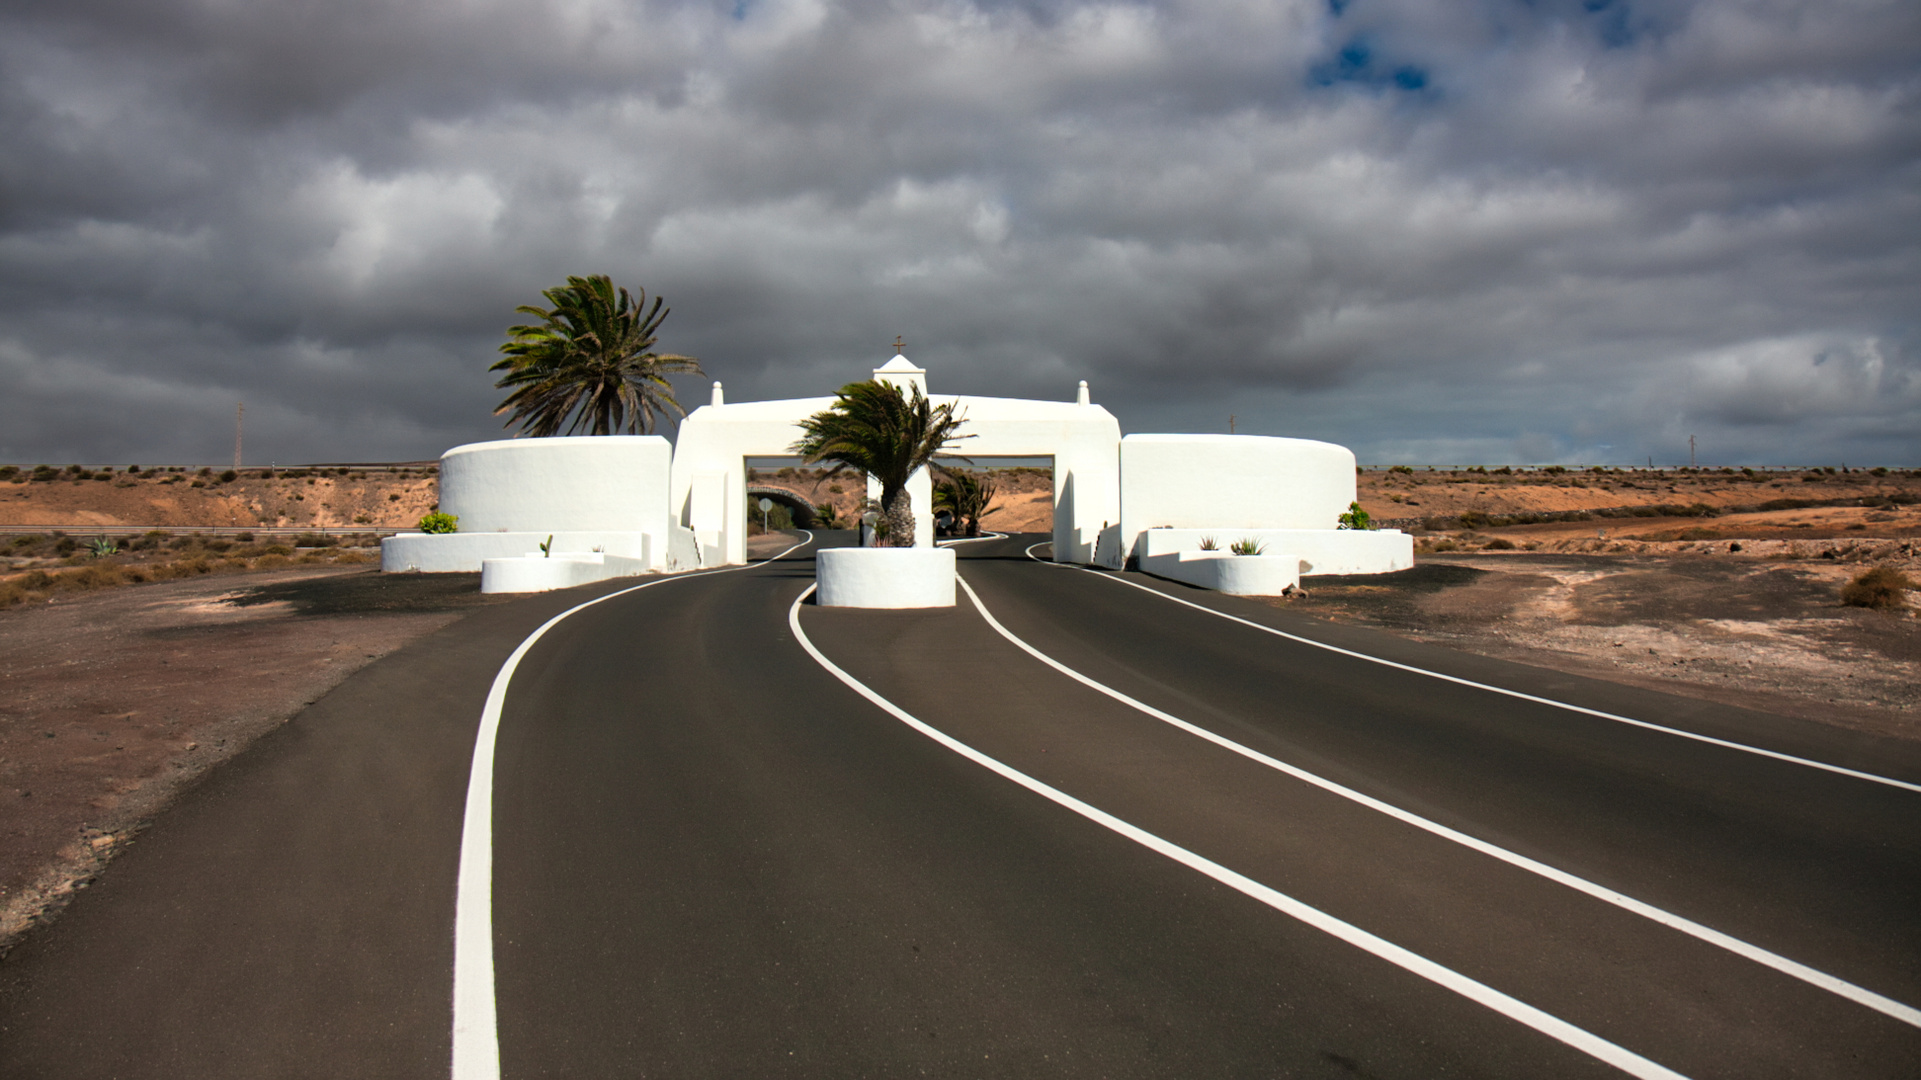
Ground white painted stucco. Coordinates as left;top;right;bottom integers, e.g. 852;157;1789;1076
379;435;675;572
1135;527;1412;593
381;530;653;573
387;357;1411;598
1119;434;1358;565
440;435;672;536
670;354;1123;568
478;551;650;593
1137;547;1302;596
816;547;957;608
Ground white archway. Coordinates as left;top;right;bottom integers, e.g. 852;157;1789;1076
668;354;1123;567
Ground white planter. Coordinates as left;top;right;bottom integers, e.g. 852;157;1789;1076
479;552;649;594
816;547;957;608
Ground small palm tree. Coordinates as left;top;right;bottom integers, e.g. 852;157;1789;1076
934;468;998;537
491;275;704;436
790;380;970;547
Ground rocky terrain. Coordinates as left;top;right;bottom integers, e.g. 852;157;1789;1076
0;464;440;532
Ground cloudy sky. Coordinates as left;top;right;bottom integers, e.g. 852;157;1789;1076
2;0;1916;467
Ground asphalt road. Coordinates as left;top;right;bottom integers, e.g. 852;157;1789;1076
2;531;1917;1078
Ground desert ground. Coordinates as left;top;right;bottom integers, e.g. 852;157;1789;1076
0;462;1915;952
743;464;1057;533
0;463;440;532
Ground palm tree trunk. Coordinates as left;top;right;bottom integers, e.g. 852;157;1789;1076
882;485;916;548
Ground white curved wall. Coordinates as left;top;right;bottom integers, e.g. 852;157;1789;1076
1119;435;1357;562
440;436;672;535
816;547;956;608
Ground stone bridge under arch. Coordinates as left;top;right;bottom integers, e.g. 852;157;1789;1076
744;486;820;529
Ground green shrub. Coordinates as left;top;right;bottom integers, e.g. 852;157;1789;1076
1841;567;1911;610
219;469;238;483
1337;501;1373;530
417;512;458;534
1388;464;1414;474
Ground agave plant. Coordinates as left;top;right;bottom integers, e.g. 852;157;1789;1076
791;380;971;547
86;536;119;558
1229;537;1266;555
491;275;704;437
1197;536;1219;551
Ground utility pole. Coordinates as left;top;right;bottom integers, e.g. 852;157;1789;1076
234;402;244;469
1689;434;1696;469
1229;414;1236;435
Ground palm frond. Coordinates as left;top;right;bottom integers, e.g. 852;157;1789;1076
492;274;705;437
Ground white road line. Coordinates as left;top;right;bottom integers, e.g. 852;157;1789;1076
956;575;1921;1030
936;531;1007;546
451;534;815;1080
1019;542;1921;796
787;586;1692;1080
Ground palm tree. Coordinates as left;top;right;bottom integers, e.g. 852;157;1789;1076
490;275;704;436
934;468;998;537
790;380;970;547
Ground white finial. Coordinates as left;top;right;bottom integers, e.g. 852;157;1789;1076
1076;380;1090;406
711;381;724;406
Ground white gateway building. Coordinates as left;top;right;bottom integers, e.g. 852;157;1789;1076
382;353;1412;595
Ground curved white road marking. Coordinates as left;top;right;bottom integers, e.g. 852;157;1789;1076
936;531;1007;546
787;586;1691;1080
956;576;1921;1030
1020;542;1921;796
452;533;814;1080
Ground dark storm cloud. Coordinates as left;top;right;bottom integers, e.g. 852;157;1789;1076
0;0;1916;466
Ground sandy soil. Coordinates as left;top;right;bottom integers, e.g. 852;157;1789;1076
0;467;439;530
1264;553;1920;742
0;567;508;951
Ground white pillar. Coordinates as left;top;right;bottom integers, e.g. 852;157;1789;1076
711;381;724;406
1077;380;1090;406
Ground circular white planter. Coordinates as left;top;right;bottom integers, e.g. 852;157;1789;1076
816;547;957;608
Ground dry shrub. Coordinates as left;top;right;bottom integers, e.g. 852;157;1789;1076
254;553;291;570
1841;566;1912;610
1483;538;1517;550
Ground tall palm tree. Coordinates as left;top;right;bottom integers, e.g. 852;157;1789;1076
491;275;704;436
790;380;970;547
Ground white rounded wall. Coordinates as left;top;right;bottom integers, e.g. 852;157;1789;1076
1119;434;1357;560
815;547;957;608
439;436;672;534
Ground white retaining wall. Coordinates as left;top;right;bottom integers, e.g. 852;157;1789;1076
479;552;650;594
1136;528;1412;594
382;530;653;573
